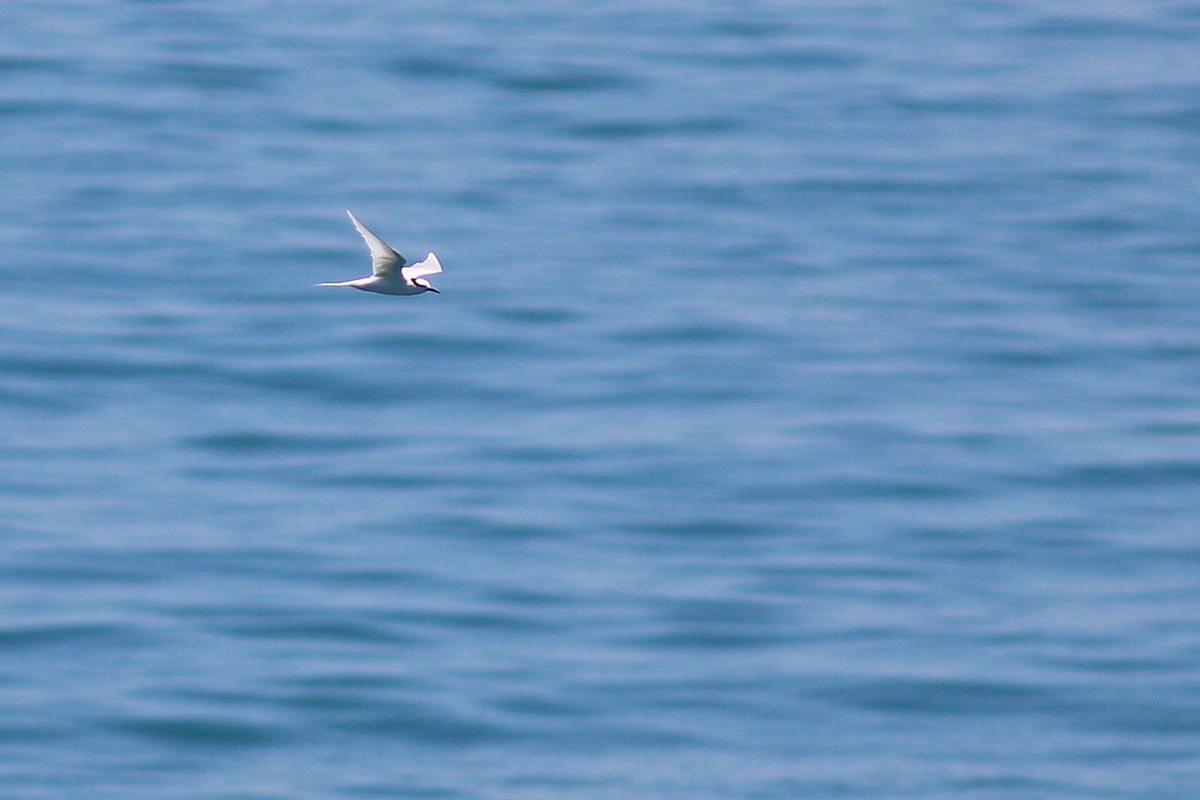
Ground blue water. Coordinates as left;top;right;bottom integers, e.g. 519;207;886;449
3;1;1200;797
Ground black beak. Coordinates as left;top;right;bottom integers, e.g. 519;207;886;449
426;286;440;294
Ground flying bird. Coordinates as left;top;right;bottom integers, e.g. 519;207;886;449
317;210;442;296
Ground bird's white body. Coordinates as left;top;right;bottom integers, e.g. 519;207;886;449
317;271;437;296
318;210;442;296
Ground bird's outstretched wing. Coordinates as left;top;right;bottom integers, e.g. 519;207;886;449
346;210;405;277
401;252;443;280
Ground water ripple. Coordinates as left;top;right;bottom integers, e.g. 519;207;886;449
821;677;1069;717
107;715;285;749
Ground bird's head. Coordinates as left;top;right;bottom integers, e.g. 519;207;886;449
413;278;440;294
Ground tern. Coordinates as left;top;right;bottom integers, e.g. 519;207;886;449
317;210;442;296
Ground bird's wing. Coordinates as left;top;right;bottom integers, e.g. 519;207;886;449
346;210;405;277
401;252;442;280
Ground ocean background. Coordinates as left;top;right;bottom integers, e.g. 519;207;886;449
3;1;1200;798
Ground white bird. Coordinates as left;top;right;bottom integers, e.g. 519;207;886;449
317;210;442;296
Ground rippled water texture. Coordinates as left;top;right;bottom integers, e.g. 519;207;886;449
2;2;1200;798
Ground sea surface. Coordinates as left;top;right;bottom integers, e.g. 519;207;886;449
2;1;1200;798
